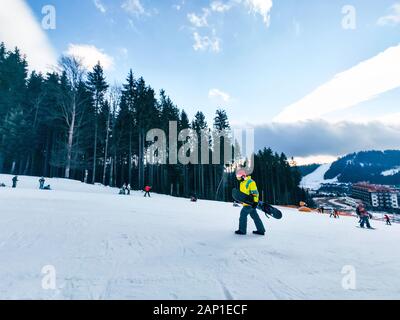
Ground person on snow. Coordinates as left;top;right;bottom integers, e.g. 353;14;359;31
384;214;392;226
12;176;18;188
119;184;127;195
333;209;340;219
126;184;131;195
235;169;266;236
190;193;198;202
144;185;152;197
356;203;363;223
359;204;373;229
39;177;45;190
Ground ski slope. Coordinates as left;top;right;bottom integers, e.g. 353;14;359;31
0;174;399;300
381;166;400;176
300;163;338;190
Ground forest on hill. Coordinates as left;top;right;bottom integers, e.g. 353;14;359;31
0;42;308;204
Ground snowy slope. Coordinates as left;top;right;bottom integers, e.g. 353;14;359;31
300;163;338;190
381;167;400;176
1;174;400;300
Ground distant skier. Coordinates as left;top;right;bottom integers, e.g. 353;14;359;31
126;184;131;195
234;169;265;236
190;194;198;202
384;214;392;226
12;176;18;188
119;184;127;195
359;204;373;229
356;203;363;223
144;185;152;197
39;177;45;190
333;209;340;219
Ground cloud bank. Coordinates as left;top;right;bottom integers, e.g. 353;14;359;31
274;44;400;123
253;120;400;158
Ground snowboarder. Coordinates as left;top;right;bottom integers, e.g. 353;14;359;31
39;177;45;190
234;169;265;236
384;214;392;226
144;185;152;197
12;176;18;188
126;184;131;195
359;205;373;229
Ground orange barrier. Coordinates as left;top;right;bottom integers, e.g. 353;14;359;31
299;206;313;213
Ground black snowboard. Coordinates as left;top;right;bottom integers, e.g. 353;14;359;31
232;189;283;220
356;226;376;230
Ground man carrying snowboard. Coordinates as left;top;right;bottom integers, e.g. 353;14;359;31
235;169;266;236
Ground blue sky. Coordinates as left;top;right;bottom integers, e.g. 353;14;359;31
2;0;400;163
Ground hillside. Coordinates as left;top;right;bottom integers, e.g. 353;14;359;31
325;150;400;185
0;174;399;299
297;164;321;177
300;164;338;190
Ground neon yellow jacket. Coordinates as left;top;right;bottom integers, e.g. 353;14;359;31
240;176;259;206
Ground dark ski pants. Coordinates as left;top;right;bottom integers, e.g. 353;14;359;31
144;191;151;197
239;206;265;234
360;216;371;229
386;220;391;226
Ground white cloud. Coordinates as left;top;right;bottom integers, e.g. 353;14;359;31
210;1;232;13
187;9;210;27
274;44;400;123
118;47;129;57
65;44;114;71
244;0;273;27
0;0;57;73
377;3;400;26
173;0;185;11
193;32;221;53
121;0;145;16
93;0;106;13
209;88;230;102
187;0;273;52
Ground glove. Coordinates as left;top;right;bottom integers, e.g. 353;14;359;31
252;202;259;209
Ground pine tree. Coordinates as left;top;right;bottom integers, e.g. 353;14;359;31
87;62;109;184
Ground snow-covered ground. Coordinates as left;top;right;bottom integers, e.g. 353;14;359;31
381;167;400;176
300;163;338;190
1;174;400;300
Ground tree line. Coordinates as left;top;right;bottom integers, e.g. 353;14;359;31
0;42;309;205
